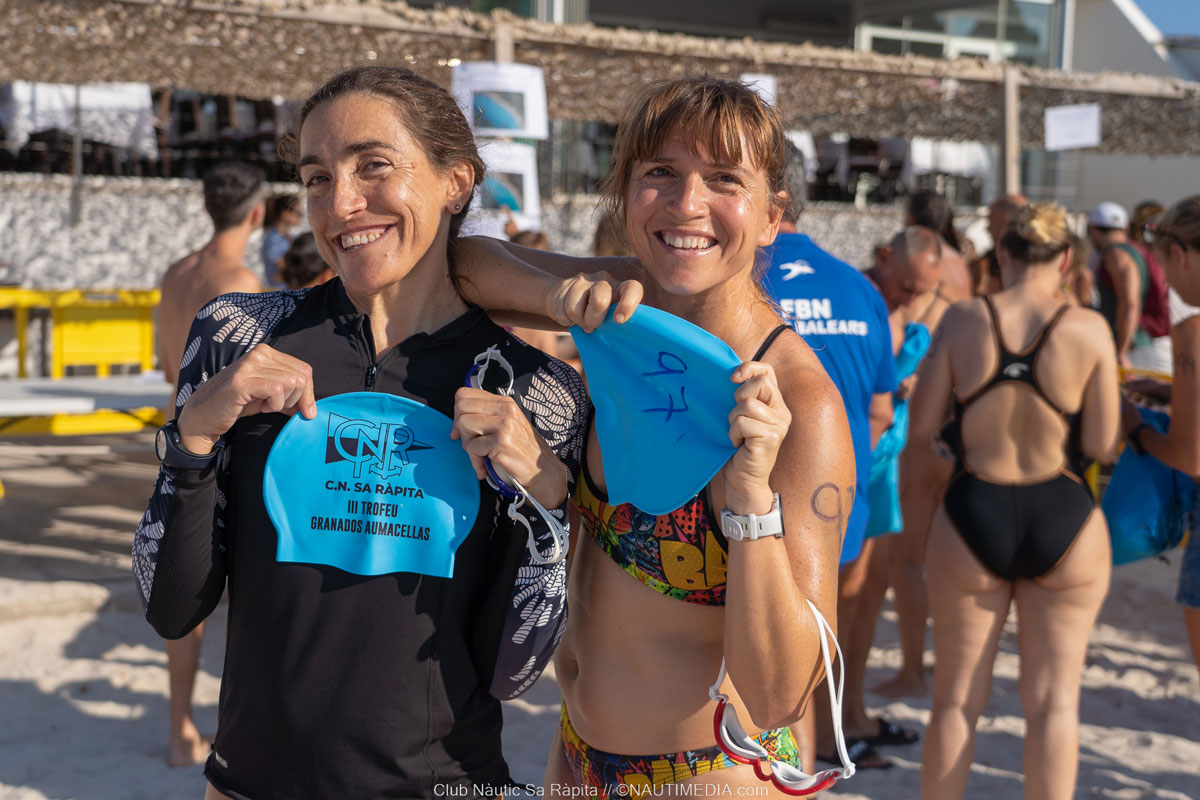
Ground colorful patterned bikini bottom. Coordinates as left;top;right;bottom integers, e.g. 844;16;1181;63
558;703;800;798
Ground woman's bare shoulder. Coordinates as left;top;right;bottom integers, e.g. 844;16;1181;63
939;296;989;330
761;329;844;413
1057;304;1114;348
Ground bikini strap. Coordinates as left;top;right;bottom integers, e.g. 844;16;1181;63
752;324;790;362
981;295;1006;355
1041;304;1072;341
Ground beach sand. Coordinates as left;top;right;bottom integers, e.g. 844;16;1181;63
0;434;1196;799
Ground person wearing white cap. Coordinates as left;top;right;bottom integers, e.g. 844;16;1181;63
1088;201;1171;372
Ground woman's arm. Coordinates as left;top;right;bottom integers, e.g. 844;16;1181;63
1078;311;1123;465
452;236;641;329
461;356;591;700
134;293;317;638
1132;315;1200;476
720;341;853;730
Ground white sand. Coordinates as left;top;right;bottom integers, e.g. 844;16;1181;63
0;435;1197;799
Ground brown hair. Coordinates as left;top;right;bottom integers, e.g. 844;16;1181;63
592;210;629;257
281;66;485;240
510;230;551;251
1000;202;1072;264
1131;200;1164;245
1154;196;1200;256
599;76;788;232
906;190;961;251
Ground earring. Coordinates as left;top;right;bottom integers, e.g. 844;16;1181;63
453;202;462;212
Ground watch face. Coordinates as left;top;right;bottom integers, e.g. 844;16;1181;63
155;428;168;462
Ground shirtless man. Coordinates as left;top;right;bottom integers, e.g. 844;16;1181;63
865;226;967;698
157;162;265;765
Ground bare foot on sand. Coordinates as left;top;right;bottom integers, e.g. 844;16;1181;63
870;671;929;699
168;720;212;767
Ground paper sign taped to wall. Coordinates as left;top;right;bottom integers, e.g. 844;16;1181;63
1045;103;1101;152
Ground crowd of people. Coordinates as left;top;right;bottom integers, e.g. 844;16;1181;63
131;66;1199;800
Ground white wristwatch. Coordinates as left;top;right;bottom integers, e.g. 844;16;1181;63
720;493;784;541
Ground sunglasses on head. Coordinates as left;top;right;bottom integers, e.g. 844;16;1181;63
708;599;856;796
1142;221;1184;249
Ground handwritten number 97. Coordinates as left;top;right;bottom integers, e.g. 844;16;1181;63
642;351;689;424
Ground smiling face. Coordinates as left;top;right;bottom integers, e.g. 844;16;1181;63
298;92;471;302
624;126;782;297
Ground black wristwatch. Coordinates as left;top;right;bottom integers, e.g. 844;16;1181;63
1127;422;1151;456
155;420;223;470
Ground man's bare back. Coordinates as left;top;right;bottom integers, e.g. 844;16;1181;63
937;244;974;304
159;245;261;388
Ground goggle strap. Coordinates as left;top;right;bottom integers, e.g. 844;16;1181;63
468;346;567;564
807;598;856;779
708;659;730;702
470;346;516;395
504;475;569;564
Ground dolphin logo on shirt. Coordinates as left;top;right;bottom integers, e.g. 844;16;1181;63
1003;363;1031;379
779;260;814;280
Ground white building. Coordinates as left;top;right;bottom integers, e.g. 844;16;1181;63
524;0;1199;211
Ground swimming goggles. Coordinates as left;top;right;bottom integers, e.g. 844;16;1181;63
708;598;856;795
465;346;567;565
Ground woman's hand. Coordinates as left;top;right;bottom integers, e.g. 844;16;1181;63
451;388;567;508
545;271;643;332
720;361;792;513
175;344;317;454
1120;396;1145;438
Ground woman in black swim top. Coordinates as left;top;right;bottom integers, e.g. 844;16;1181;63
908;202;1121;800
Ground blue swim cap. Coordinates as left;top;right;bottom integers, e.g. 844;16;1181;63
1103;407;1195;565
263;392;480;577
570;306;740;515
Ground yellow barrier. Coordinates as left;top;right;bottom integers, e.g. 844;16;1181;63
0;288;160;378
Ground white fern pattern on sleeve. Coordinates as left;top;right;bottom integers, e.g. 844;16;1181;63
491;346;589;700
134;291;303;611
198;292;297;347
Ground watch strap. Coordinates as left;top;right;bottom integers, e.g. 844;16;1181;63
720;493;784;541
157;420;222;470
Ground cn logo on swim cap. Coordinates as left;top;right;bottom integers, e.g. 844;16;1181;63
326;413;433;480
265;392;480;578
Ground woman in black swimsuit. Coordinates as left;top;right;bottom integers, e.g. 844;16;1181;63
908;202;1121;800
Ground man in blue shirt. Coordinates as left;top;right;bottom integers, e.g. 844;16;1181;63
762;214;896;567
760;161;899;770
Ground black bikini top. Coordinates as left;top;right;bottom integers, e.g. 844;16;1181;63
944;297;1086;477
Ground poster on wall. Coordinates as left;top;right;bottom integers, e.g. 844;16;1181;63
452;62;549;140
740;73;778;106
1044;103;1101;152
461;139;542;239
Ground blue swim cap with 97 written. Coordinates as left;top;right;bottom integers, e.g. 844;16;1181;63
570;306;741;515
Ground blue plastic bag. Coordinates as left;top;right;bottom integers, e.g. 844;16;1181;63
570;306;741;515
263;392;480;577
1102;407;1196;566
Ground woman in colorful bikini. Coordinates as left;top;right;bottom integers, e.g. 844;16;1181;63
908;202;1121;799
453;75;853;798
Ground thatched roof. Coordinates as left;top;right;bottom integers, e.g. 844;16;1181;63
3;0;1199;155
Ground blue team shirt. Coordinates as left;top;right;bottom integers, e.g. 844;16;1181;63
762;233;897;564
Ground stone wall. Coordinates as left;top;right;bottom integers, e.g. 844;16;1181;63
2;173;976;376
0;173;266;289
0;173;920;289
